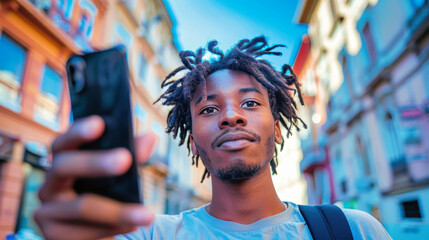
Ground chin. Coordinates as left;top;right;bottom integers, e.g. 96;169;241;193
214;161;262;182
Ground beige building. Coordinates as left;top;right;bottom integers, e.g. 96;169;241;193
297;0;429;238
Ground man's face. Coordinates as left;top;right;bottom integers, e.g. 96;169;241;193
190;69;282;182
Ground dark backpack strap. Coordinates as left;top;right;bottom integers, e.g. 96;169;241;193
298;205;353;240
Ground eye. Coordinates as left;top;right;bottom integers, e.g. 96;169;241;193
242;100;260;108
200;106;218;115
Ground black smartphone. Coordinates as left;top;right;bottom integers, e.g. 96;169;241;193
66;45;141;203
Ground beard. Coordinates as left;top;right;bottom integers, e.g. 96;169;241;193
214;133;276;182
215;161;263;183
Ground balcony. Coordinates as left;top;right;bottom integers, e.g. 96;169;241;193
3;0;80;53
300;148;326;173
341;100;366;127
389;156;412;192
324;108;340;134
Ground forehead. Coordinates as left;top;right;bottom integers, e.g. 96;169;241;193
192;69;268;100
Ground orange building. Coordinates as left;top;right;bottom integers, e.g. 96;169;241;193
0;0;192;238
0;1;79;238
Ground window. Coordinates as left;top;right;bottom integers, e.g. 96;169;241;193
356;136;371;176
78;11;93;39
401;200;422;219
143;63;161;99
0;33;26;112
341;179;348;194
134;104;147;134
134;104;147;122
34;65;63;130
342;56;355;97
40;65;63;102
152;122;168;164
114;23;133;54
56;0;75;19
362;23;377;63
137;53;147;84
52;0;74;33
402;126;421;145
383;110;406;168
78;0;97;39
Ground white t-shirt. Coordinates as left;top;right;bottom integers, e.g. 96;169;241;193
116;202;392;239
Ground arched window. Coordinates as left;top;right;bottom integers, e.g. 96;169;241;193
383;110;405;168
356;135;371;176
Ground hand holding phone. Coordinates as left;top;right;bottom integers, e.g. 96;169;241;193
35;117;156;239
35;46;158;239
66;45;140;203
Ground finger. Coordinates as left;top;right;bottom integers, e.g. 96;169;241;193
135;131;159;164
38;179;77;203
39;148;131;202
35;194;154;227
52;148;132;178
52;115;105;153
37;219;137;240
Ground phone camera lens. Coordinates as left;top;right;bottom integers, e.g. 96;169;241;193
68;57;86;93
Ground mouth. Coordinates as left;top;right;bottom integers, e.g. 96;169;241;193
215;132;257;150
218;139;254;150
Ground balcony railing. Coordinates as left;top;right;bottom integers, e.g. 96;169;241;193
300;148;326;173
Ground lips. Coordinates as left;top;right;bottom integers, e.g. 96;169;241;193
215;132;256;148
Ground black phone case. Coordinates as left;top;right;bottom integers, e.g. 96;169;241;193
66;45;141;203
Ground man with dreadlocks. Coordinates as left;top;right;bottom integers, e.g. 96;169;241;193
35;36;391;239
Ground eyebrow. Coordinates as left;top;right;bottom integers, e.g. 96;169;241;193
194;88;262;106
195;94;218;106
239;87;262;95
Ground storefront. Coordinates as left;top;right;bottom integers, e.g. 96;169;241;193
15;142;50;237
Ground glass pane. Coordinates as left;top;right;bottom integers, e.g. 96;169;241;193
0;33;26;112
134;103;147;122
0;33;26;84
40;65;62;102
34;65;62;130
138;54;147;80
56;0;75;19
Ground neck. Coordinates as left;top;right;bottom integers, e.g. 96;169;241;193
207;164;285;224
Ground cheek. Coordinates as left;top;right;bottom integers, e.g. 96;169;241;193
257;118;276;149
265;133;276;158
193;117;218;138
195;142;211;163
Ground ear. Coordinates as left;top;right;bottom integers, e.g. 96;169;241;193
190;134;198;155
274;120;282;145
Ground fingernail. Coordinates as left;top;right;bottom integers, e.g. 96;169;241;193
105;151;124;172
129;209;153;225
81;116;101;138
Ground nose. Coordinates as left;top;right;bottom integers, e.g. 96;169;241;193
218;106;248;129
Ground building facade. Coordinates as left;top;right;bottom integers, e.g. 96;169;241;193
297;0;429;239
0;0;209;239
293;35;336;206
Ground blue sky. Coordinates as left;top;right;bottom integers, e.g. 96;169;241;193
163;0;308;70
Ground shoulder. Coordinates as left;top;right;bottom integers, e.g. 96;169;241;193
116;206;204;240
342;208;392;240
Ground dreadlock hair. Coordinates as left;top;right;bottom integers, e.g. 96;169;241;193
155;36;307;183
